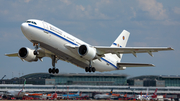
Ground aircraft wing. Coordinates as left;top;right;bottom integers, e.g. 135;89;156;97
5;48;54;61
5;53;18;57
95;46;174;57
117;63;154;67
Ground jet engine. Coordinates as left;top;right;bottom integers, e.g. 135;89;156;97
78;45;96;60
18;47;38;62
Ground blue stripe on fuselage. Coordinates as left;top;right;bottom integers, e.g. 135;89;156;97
28;24;118;70
28;24;78;46
101;58;117;69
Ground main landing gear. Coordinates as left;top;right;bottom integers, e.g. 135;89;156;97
85;61;96;73
48;55;59;74
33;43;59;74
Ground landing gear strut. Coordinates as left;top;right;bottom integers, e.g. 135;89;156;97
33;43;39;55
85;60;96;73
33;43;59;74
48;55;59;74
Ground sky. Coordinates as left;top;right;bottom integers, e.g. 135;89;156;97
0;0;180;79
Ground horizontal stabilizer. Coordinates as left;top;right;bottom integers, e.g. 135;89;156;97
117;63;154;67
95;46;173;57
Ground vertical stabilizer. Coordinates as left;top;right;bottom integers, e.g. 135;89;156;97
111;30;130;48
22;79;26;90
108;89;113;95
152;88;158;98
146;88;149;97
111;30;130;62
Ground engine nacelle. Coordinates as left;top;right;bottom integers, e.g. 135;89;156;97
78;45;96;60
18;47;38;62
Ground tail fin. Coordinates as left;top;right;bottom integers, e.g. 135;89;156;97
77;91;80;95
18;79;26;96
124;93;127;97
146;88;149;96
108;89;113;95
111;30;130;48
22;79;26;90
153;88;158;95
111;30;130;62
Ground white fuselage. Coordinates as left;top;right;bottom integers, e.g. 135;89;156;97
6;90;26;98
21;19;118;72
94;94;111;99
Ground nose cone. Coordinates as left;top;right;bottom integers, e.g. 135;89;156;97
21;23;28;34
21;22;32;40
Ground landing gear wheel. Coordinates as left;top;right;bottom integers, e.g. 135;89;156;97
52;68;56;74
48;68;52;73
48;68;59;74
85;67;96;73
92;67;96;72
55;68;59;74
89;67;92;72
85;67;89;72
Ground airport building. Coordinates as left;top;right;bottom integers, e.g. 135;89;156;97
1;73;180;97
0;73;128;86
127;75;180;87
1;73;180;87
48;73;127;85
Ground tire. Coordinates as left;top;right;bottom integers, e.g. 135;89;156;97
48;68;52;73
55;68;59;74
85;67;89;72
52;68;56;74
89;67;92;72
92;67;96;72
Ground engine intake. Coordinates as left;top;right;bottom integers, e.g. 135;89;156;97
78;45;96;60
18;47;38;62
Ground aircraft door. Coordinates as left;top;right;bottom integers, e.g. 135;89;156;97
42;21;49;34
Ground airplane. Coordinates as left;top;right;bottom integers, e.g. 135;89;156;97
0;92;3;100
4;79;27;98
60;91;80;99
5;19;173;74
94;89;113;99
148;88;158;100
136;88;158;100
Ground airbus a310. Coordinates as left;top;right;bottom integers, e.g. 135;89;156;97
6;19;173;74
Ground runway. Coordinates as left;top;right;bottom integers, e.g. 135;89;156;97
0;100;131;101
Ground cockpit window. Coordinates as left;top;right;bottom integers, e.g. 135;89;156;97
26;21;37;25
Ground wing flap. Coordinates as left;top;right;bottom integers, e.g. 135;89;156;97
117;63;155;67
